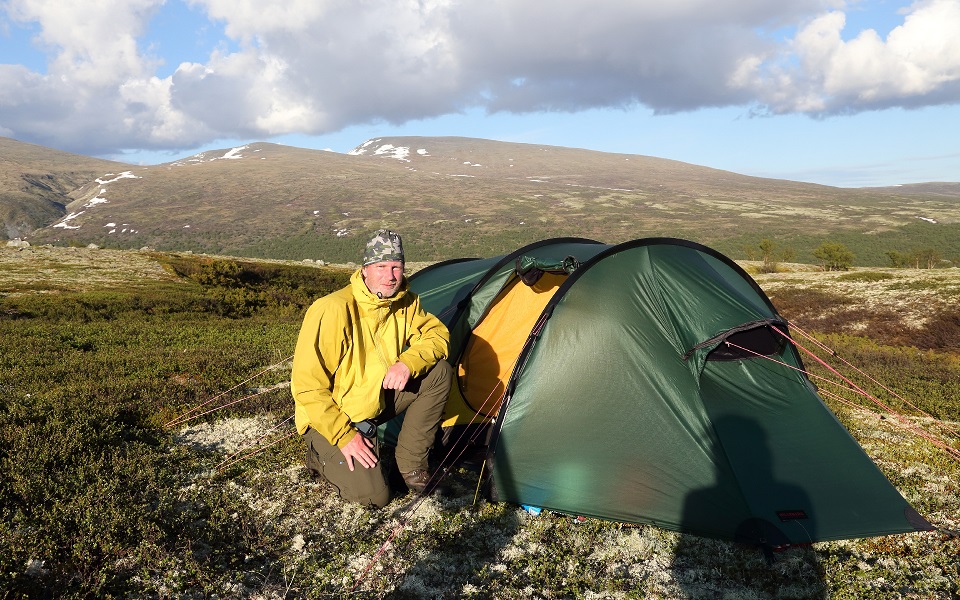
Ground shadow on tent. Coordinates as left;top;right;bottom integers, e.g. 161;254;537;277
672;415;827;597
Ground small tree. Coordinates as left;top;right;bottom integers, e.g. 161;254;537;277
889;248;945;269
813;242;854;271
911;248;942;269
746;238;794;273
886;250;907;268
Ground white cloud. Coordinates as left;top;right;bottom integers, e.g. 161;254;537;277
1;0;959;156
738;0;960;113
4;0;162;84
0;0;212;152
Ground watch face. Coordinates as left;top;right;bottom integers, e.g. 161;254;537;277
356;421;377;438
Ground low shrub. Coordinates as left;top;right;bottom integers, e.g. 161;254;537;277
834;271;896;283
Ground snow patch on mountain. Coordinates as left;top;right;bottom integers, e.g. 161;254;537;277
380;145;410;161
96;171;141;185
348;139;429;163
53;171;142;231
53;212;84;229
173;145;250;166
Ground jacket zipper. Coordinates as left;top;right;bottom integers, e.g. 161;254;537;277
370;301;393;370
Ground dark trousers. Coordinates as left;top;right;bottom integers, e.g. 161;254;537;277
304;360;452;507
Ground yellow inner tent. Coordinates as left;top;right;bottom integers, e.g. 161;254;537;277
442;272;567;426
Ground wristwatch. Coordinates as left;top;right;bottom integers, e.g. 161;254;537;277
353;419;377;439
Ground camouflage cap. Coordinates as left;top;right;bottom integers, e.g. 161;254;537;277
362;229;405;266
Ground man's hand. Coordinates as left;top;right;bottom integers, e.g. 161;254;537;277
382;361;411;390
341;432;378;471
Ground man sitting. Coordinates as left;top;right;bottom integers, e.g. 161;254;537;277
291;229;452;507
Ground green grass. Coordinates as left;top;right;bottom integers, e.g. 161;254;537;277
1;250;958;598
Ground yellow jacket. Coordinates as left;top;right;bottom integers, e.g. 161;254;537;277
291;269;449;447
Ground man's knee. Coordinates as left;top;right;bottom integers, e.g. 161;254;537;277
435;358;453;379
419;360;452;410
318;462;391;508
339;477;391;508
429;359;453;390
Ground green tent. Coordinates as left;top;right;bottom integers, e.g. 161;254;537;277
410;237;933;548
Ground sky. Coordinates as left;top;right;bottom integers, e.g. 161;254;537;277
1;0;959;188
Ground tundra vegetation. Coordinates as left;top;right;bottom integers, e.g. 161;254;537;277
1;246;958;599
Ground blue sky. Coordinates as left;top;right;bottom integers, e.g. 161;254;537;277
1;0;959;188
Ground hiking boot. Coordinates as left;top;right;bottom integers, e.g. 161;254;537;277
401;469;432;493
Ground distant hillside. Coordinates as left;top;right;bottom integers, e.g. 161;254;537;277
864;182;960;197
10;136;960;265
0;137;128;239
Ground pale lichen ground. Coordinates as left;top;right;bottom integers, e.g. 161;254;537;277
754;264;960;330
172;405;957;599
0;245;178;292
0;245;427;296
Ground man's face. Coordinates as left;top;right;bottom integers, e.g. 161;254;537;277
362;260;404;298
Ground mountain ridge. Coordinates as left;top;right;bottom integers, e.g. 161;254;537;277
3;135;959;265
